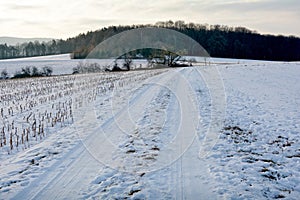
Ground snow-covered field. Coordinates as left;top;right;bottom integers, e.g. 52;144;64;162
0;56;299;199
0;54;76;76
0;54;153;76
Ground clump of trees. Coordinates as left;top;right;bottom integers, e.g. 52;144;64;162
68;21;300;61
12;66;53;79
73;55;133;74
105;55;133;72
1;21;300;61
72;62;103;74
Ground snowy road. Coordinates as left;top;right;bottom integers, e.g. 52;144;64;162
11;68;217;199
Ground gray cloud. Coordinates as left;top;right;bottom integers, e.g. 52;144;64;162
149;0;300;36
0;17;16;23
76;18;120;26
6;4;43;10
0;0;299;37
206;0;300;13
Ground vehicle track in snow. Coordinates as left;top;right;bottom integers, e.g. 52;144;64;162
12;67;217;199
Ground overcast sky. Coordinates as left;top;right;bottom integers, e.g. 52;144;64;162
0;0;299;39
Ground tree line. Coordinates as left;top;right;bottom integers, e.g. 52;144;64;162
0;40;61;59
1;20;299;61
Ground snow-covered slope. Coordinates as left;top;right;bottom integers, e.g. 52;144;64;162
0;54;77;76
0;54;158;76
0;59;299;199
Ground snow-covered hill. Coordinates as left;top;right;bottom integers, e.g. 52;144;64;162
0;54;76;76
0;57;299;199
0;54;157;77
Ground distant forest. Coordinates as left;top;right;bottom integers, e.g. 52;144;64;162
1;20;299;61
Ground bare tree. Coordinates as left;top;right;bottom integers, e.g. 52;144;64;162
123;56;132;71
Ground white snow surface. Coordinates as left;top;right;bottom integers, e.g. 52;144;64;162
0;54;154;76
0;54;76;76
0;56;300;199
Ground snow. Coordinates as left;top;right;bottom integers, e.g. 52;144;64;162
210;57;283;64
0;54;77;76
0;54;156;77
0;55;300;199
208;62;300;199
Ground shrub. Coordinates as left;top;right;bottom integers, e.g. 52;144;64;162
12;66;53;79
0;69;9;79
